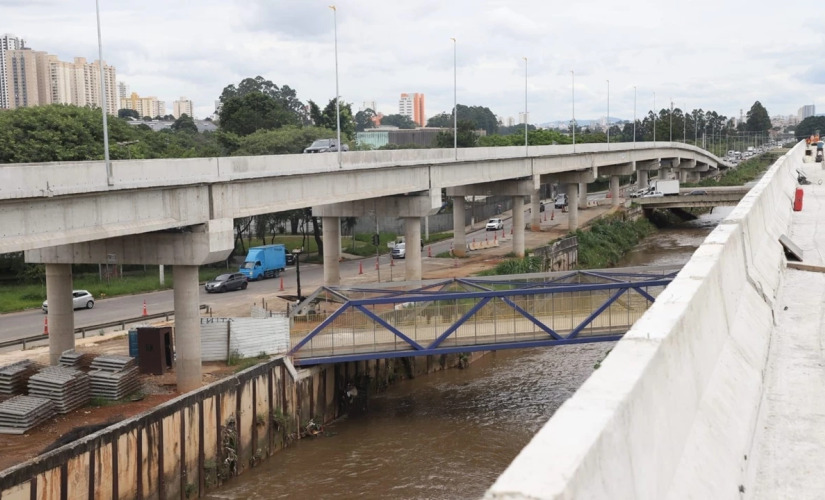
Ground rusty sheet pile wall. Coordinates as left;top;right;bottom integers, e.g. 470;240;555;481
0;352;474;499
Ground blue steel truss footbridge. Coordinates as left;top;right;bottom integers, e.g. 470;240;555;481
287;266;680;366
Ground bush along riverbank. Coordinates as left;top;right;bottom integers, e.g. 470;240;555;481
481;212;655;275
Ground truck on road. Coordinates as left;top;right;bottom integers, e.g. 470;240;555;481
239;244;287;280
649;179;680;196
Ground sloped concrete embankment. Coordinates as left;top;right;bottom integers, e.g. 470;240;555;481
486;144;801;499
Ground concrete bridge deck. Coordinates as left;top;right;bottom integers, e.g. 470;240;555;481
486;143;823;499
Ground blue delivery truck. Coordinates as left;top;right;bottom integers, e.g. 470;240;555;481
239;244;286;280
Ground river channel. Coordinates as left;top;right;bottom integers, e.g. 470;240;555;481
208;208;733;500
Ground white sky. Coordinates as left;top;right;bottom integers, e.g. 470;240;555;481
3;0;822;124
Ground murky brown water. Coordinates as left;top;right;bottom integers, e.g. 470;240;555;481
208;208;732;500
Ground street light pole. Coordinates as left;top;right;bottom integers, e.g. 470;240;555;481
606;79;610;149
669;99;673;142
653;92;656;143
523;56;528;155
683;102;687;143
633;85;636;148
571;70;575;152
95;0;112;186
329;5;342;168
451;37;457;160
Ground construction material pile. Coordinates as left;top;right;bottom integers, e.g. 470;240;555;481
28;366;90;414
89;355;139;400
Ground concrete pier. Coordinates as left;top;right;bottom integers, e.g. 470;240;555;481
453;196;467;257
173;264;201;393
45;264;73;365
404;217;422;281
512;196;525;257
322;216;341;285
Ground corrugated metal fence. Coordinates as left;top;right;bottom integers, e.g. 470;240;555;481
200;317;289;362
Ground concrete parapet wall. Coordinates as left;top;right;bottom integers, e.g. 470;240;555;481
486;144;801;499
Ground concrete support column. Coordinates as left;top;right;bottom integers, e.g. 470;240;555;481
578;182;588;209
638;170;649;190
322;216;340;285
530;189;541;231
173;265;201;393
452;196;466;257
512;196;525;257
567;183;580;231
404;217;422;281
45;264;74;365
610;175;620;207
679;169;688;183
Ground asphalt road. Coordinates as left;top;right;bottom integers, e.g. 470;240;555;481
0;196;595;344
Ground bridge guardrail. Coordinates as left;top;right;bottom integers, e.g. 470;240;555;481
0;304;211;350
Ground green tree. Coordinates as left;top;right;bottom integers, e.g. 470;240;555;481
170;114;198;133
218;91;299;136
795;116;825;139
435;120;477;147
231;126;336;156
219;76;307;123
427;105;499;135
0;104;138;163
319;99;355;139
118;108;139;119
378;113;416;129
354;108;376;132
746;101;772;132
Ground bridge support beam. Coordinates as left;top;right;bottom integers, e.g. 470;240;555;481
322;216;340;285
173;264;201;393
638;170;649;190
45;264;74;365
578;183;588;209
567;183;580;231
512;196;525;257
610;176;621;207
531;189;542;231
453;196;466;257
404;217;422;280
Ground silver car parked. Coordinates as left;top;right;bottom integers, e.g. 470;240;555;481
42;290;95;313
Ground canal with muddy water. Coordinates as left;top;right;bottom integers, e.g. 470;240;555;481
207;208;733;499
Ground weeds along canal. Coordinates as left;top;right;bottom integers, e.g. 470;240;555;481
208;207;733;500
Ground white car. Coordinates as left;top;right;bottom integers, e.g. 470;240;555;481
641;191;664;198
42;290;95;313
391;242;406;259
486;218;504;231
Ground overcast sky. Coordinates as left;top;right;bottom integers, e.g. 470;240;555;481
4;0;822;125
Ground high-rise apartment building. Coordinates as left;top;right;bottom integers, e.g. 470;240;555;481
798;104;815;122
399;93;425;127
0;34;23;109
120;92;165;118
5;48;53;108
172;96;193;119
117;81;129;100
2;46;117;114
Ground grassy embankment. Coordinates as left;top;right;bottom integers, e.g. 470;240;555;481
478;214;655;276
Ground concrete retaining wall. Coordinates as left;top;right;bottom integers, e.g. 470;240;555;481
486;145;801;499
0;352;476;499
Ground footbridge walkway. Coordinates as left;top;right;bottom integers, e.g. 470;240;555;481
486;143;825;499
287;267;678;365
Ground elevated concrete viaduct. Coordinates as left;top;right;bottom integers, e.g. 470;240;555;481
2;142;725;390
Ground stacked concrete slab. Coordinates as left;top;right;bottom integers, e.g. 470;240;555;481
0;360;39;396
0;395;55;434
28;366;90;414
89;355;139;400
486;144;801;499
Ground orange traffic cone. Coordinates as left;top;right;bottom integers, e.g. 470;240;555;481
142;300;147;316
427;246;432;258
43;316;48;335
279;277;284;291
359;261;363;275
390;257;395;267
551;210;555;220
375;257;379;270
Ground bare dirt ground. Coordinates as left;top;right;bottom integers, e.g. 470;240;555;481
0;204;618;471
